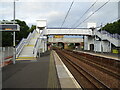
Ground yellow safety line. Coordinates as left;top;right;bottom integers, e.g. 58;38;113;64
16;57;36;60
17;57;36;59
16;59;36;60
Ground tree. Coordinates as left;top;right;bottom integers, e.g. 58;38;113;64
102;19;120;34
2;19;30;46
2;32;13;46
15;19;29;45
28;25;36;32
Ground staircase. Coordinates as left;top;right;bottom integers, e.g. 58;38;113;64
16;30;40;60
96;31;120;47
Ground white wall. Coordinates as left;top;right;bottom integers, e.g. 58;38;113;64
88;37;94;50
36;20;47;33
84;36;94;50
94;41;101;52
84;36;111;52
84;36;88;50
37;20;47;27
102;41;111;52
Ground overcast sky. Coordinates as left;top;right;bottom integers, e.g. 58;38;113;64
0;0;119;28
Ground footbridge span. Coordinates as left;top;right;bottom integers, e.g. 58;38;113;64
15;20;120;61
43;28;92;36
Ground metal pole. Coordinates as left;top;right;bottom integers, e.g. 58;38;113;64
13;0;16;64
14;0;15;21
101;24;103;53
94;28;96;53
83;35;84;51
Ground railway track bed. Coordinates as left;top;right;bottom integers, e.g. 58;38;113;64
55;49;120;89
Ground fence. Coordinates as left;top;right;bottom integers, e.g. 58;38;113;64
0;47;13;67
2;47;13;61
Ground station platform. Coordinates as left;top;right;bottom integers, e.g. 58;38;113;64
2;50;81;89
74;50;120;61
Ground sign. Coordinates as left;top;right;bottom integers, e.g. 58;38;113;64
54;35;64;38
112;49;119;54
0;24;20;31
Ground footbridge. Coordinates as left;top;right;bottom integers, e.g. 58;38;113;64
16;30;40;60
48;37;83;43
15;20;120;61
43;28;92;36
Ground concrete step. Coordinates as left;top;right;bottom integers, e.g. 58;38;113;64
19;52;33;55
17;31;40;60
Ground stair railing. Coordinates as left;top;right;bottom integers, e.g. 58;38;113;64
96;30;120;47
16;38;26;58
33;29;45;57
16;30;36;58
97;30;120;40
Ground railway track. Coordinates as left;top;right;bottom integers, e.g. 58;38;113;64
64;50;120;80
55;49;120;89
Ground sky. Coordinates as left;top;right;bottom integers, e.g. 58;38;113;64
0;0;119;28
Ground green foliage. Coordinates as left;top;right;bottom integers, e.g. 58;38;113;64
2;19;34;46
2;32;13;46
15;19;30;45
102;19;120;34
28;25;36;32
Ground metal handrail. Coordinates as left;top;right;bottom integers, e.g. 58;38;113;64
33;38;40;57
25;30;36;45
26;32;32;45
96;31;120;47
33;30;45;57
97;30;120;40
16;30;36;58
16;38;26;58
33;33;43;57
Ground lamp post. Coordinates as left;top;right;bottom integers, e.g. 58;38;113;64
94;28;97;53
13;0;18;64
100;24;103;53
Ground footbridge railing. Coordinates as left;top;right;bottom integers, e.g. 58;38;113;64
33;38;41;57
33;29;47;57
16;30;36;58
96;30;120;47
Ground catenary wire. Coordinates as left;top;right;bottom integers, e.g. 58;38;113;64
74;0;110;29
71;0;98;28
60;1;74;29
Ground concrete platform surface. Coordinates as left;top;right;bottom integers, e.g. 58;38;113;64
52;50;82;89
2;53;50;88
2;50;82;89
